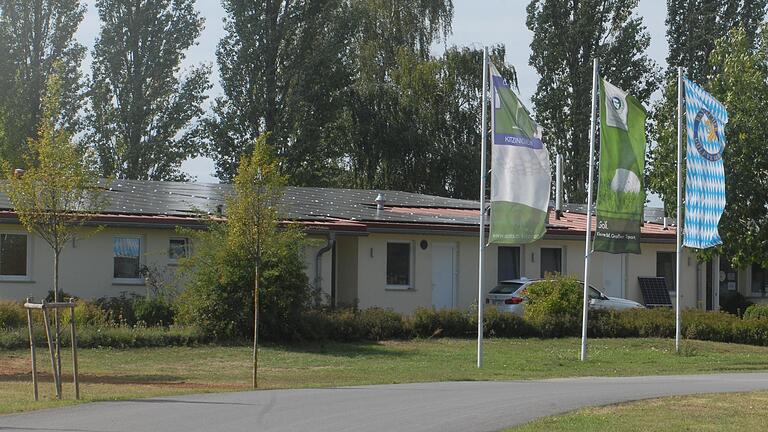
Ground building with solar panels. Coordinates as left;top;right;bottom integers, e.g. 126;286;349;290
0;179;739;312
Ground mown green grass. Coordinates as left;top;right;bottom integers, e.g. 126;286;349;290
509;391;768;431
2;337;768;415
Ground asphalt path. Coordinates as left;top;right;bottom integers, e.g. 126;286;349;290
3;373;768;432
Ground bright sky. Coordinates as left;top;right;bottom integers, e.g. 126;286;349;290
75;0;669;189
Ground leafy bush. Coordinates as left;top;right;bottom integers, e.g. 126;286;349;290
523;274;582;322
134;297;174;326
0;325;207;350
482;307;535;338
719;291;753;317
744;304;768;320
62;300;107;327
95;292;140;325
411;308;472;338
357;308;408;340
175;224;310;341
0;301;25;329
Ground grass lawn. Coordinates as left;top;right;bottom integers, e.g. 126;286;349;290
2;337;768;415
508;391;768;431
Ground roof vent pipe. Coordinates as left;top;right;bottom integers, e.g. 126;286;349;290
13;168;24;178
375;192;386;210
555;154;563;219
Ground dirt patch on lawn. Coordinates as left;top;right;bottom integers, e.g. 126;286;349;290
0;354;245;390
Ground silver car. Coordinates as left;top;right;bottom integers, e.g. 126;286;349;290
486;278;645;316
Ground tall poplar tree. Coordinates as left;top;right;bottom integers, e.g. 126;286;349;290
647;0;767;213
526;0;658;203
0;0;85;167
86;0;211;181
206;0;354;184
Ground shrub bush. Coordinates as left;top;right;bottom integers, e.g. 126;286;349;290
95;292;140;325
719;291;753;317
133;297;174;326
744;304;768;320
482;308;535;338
411;308;473;338
0;301;25;329
62;300;107;327
0;325;207;350
523;274;582;326
175;224;310;341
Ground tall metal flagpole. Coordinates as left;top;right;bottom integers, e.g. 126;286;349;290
676;66;683;353
580;58;599;362
477;47;489;368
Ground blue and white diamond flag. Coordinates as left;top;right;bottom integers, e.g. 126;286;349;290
683;78;728;249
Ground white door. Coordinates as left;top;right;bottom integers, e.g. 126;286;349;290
602;253;624;298
432;242;456;309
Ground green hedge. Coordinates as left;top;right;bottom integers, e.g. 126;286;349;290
744;304;768;320
0;325;208;350
7;306;768;349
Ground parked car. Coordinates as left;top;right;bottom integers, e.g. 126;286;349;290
485;278;645;316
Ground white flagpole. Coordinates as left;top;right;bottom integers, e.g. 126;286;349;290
477;47;489;368
580;58;599;362
676;66;683;353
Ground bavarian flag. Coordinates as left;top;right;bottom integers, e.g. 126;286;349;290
683;78;727;249
489;63;551;244
593;78;647;254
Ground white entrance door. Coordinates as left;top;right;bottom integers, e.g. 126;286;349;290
602;253;624;298
432;242;456;309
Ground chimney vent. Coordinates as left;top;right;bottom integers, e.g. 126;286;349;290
375;193;386;211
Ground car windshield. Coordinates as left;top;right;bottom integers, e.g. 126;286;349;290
489;282;525;294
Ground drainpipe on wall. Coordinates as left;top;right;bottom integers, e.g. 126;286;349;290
555;154;563;219
315;232;336;303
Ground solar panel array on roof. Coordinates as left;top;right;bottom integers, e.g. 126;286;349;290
638;277;673;308
0;178;669;229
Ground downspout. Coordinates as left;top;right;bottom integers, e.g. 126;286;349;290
315;233;336;301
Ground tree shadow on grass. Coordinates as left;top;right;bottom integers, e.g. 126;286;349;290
268;341;415;359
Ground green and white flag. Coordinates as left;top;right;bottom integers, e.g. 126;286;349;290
489;64;551;244
593;78;647;254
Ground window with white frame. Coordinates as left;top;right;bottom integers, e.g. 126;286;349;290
113;236;142;280
168;237;190;262
386;241;412;287
0;233;28;278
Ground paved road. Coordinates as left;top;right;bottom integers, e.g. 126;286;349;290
3;373;768;432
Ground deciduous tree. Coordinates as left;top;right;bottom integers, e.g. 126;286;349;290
526;0;658;203
0;0;85;167
86;0;211;181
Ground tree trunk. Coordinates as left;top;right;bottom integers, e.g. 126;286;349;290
253;262;259;388
53;249;62;398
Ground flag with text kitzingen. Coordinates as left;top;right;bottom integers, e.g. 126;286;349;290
683;78;728;249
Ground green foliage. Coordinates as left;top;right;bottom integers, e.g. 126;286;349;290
94;293;140;326
62;300;107;327
0;325;206;350
719;291;754;317
526;0;659;202
0;301;25;329
648;6;768;269
207;0;353;186
3;72;107;304
743;304;768;320
523;274;583;321
411;308;472;338
0;0;86;167
482;308;535;338
133;297;174;327
86;0;210;181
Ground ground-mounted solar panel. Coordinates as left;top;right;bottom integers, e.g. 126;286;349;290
637;277;673;308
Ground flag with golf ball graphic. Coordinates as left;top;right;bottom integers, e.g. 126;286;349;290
683;78;727;249
593;78;647;254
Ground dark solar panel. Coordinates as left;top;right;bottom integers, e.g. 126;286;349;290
638;277;673;308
